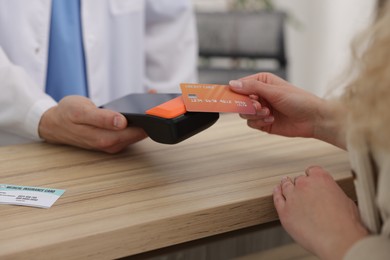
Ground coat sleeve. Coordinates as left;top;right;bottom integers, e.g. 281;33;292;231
0;47;57;141
144;0;198;93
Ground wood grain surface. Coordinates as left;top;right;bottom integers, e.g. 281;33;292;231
0;114;354;259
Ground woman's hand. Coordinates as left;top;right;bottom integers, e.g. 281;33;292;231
230;73;347;149
273;166;369;260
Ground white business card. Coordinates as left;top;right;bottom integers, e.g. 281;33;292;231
0;184;65;208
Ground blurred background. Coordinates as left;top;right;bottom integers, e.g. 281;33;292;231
193;0;376;96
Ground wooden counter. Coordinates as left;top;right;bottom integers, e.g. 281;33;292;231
0;114;354;259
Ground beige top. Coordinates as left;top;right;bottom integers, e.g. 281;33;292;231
0;114;354;260
344;123;390;259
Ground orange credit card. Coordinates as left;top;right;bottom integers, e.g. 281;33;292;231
180;83;256;114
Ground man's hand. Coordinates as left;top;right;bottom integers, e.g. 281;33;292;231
38;96;147;153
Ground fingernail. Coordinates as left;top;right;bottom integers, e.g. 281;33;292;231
113;115;124;128
273;185;280;193
257;108;269;116
252;101;260;110
305;166;320;175
264;116;274;123
229;80;243;89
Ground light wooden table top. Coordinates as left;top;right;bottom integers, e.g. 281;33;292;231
0;114;354;260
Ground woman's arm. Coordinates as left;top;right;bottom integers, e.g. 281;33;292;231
230;73;347;149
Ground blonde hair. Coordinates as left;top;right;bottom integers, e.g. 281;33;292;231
342;1;390;147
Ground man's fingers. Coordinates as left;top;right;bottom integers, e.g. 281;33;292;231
66;125;147;153
97;128;147;154
84;108;128;130
61;96;128;130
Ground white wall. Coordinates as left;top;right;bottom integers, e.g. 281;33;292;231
193;0;376;96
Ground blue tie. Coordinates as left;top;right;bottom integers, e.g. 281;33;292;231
45;0;88;102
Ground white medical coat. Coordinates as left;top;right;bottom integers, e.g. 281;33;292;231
0;0;198;145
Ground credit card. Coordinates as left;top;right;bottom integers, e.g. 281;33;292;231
180;83;256;114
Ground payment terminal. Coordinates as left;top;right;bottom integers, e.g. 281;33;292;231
102;93;219;144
